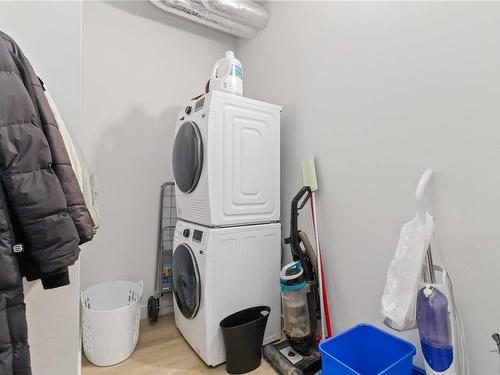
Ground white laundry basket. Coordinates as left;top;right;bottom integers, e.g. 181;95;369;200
81;280;143;366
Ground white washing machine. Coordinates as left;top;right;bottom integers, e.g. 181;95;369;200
172;90;281;227
172;219;281;366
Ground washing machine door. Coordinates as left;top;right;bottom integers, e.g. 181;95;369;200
173;243;201;319
172;121;203;194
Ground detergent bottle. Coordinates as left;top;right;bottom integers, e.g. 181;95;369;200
209;51;243;96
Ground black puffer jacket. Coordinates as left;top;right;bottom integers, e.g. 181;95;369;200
0;31;93;375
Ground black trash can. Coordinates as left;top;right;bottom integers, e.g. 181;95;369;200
220;306;271;374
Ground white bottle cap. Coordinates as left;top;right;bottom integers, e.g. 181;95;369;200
423;285;434;298
225;50;235;59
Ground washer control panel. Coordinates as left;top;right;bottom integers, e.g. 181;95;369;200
175;221;207;247
192;229;203;243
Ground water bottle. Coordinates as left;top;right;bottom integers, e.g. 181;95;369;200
417;285;454;373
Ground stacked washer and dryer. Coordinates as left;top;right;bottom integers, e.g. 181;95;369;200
171;90;282;366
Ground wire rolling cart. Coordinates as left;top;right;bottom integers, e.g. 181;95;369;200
148;182;177;323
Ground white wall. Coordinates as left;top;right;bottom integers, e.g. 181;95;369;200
0;2;83;374
80;1;236;315
238;2;500;373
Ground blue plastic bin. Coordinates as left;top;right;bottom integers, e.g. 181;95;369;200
319;324;416;375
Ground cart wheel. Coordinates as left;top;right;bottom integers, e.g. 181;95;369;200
148;295;160;323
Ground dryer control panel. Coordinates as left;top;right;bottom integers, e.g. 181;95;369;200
194;97;205;112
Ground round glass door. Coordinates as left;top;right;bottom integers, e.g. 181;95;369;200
173;244;201;319
172;121;203;193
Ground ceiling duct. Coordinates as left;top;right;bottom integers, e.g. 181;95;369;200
150;0;270;39
198;0;269;29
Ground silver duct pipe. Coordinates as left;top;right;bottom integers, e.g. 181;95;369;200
197;0;269;30
150;0;269;39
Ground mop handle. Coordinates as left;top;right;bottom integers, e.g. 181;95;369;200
311;193;332;339
320;255;332;337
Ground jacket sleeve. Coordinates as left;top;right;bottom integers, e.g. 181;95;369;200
0;33;80;288
16;47;94;245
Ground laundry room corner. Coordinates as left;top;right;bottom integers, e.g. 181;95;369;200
79;0;237;318
236;1;500;372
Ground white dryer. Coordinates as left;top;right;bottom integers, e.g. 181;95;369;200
172;91;281;227
172;219;281;366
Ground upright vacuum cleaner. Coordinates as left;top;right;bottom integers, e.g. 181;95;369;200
264;187;322;375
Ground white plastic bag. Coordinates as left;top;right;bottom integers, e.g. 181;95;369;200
381;212;434;331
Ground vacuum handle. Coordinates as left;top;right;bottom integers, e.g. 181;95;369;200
285;186;311;245
293;186;312;211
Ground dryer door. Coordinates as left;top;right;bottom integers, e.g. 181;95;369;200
173;243;201;319
172;121;203;193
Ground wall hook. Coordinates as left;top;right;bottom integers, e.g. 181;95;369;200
416;169;434;225
416;169;435;283
491;333;500;355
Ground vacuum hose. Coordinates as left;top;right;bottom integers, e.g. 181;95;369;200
298;231;318;277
